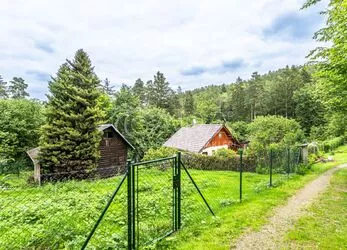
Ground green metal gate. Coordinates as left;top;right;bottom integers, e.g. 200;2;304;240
82;152;213;249
127;153;181;249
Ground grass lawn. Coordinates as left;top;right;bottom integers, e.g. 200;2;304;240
162;145;347;250
285;167;347;249
0;145;346;249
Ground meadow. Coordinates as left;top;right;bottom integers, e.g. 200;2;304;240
1;145;346;249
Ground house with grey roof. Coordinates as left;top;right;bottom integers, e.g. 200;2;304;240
163;124;240;155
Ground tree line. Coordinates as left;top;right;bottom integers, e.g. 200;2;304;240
0;0;346;173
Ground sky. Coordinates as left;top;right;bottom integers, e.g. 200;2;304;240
0;0;327;100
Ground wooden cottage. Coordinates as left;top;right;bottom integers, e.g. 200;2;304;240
27;124;134;183
163;124;241;155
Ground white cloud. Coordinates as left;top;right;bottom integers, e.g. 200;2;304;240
0;0;326;99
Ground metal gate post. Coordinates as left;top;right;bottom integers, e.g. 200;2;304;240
127;161;135;250
177;152;181;229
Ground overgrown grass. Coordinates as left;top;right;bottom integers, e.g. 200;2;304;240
0;145;346;249
285;167;347;249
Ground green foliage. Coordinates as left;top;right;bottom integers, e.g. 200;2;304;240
293;85;325;135
142;147;178;161
213;148;237;158
0;75;8;99
0;99;44;168
228;121;249;142
109;92;180;158
8;77;29;99
101;78;115;96
178;65;315;125
304;0;347;115
183;91;195;116
248;116;304;151
146;71;173;110
320;136;345;153
196;99;220;123
182;153;255;172
39;49;104;174
303;0;347;139
132;78;146;105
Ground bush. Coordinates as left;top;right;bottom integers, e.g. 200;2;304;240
182;152;255;172
320;136;345;152
213;148;237;158
142;147;178;161
248;116;304;153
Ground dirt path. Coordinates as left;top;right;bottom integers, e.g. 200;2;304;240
233;163;347;250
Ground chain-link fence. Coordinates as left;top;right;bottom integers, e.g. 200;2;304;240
0;147;307;249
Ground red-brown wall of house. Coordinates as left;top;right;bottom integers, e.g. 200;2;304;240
205;127;234;148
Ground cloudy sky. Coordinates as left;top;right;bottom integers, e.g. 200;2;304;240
0;0;326;99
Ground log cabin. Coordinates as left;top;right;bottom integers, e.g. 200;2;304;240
27;124;134;183
163;124;241;155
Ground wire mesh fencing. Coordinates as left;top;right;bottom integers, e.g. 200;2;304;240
0;166;129;249
0;147;308;249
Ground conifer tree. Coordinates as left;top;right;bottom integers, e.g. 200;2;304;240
39;49;104;175
184;91;195;115
8;77;29;99
0;75;8;98
132;78;146;105
102;78;115;96
146;71;173;110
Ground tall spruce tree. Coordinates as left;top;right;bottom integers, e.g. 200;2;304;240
146;71;173;110
8;77;29;99
39;49;104;174
132;78;146;105
0;75;8;98
184;91;195;115
102;78;115;96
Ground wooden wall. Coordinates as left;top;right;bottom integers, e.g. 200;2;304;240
205;127;238;150
98;128;128;177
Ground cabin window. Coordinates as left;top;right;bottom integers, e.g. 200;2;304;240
218;133;222;138
105;131;114;138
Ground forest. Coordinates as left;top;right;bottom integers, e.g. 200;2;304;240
0;0;346;172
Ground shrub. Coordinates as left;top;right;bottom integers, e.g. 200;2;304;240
142;147;178;161
320;136;345;152
181;152;256;172
213;148;237;158
248;116;304;154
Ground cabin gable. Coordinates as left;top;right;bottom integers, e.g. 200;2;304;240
201;127;238;155
98;127;128;177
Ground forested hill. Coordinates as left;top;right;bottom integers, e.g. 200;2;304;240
123;65;323;135
178;65;318;126
105;63;345;157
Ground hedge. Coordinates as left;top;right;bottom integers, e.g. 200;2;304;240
181;153;256;172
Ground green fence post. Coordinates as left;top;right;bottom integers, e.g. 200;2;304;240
269;149;273;187
127;160;135;250
239;149;243;202
287;147;290;176
177;152;181;229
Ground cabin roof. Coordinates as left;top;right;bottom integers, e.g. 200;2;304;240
98;124;134;149
163;124;238;153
